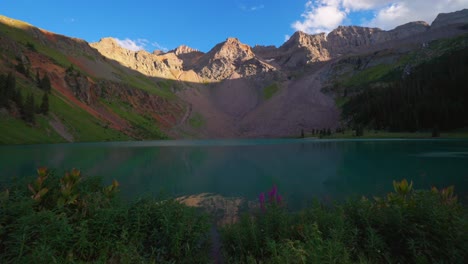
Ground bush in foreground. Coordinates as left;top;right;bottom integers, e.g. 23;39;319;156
221;181;467;263
1;169;466;263
0;168;210;263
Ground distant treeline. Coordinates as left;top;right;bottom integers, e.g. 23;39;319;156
0;71;50;124
342;48;468;132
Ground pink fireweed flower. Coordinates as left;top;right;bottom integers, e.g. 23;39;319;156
259;192;266;211
269;185;277;202
276;194;283;204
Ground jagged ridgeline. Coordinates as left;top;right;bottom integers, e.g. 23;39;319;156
0;9;468;143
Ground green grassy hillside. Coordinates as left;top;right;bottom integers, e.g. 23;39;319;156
0;74;131;144
0;16;183;144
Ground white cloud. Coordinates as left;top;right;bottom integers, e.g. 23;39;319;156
368;0;468;29
292;0;468;34
151;42;169;52
284;34;291;42
251;5;265;11
115;38;168;52
239;4;265;12
342;0;392;11
292;1;346;34
115;38;146;51
369;2;410;28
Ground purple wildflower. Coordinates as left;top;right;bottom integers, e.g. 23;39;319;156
259;192;265;211
276;194;283;204
269;185;277;202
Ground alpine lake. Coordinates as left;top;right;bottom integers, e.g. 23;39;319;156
1;139;467;223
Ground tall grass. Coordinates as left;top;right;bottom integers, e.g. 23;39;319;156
1;171;466;263
221;182;467;263
0;168;210;263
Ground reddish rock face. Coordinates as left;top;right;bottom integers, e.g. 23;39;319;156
1;9;467;140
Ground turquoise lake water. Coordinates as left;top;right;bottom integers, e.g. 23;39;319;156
1;139;467;210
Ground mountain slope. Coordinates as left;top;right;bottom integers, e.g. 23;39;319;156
0;15;187;143
0;9;467;143
341;47;468;132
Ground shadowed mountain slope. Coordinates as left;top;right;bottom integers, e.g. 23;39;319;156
0;9;467;143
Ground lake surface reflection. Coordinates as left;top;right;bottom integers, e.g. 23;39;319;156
1;139;467;212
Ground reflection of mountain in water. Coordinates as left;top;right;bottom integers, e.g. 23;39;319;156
1;140;467;207
177;193;245;226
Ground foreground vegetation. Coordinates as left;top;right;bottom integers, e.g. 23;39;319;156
222;183;467;263
0;169;210;263
1;170;466;263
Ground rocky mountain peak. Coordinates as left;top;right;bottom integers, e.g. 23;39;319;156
192;38;255;71
431;9;468;29
153;50;164;55
394;21;429;31
377;21;430;41
90;37;135;60
172;45;200;55
195;37;276;80
285;31;326;49
328;26;382;38
326;26;382;54
278;31;329;67
90;38;182;80
225;37;240;43
212;37;254;61
93;37;120;49
91;37;125;51
89;9;468;82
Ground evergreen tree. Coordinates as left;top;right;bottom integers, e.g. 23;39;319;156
40;92;49;115
6;72;16;100
23;94;35;124
40;74;51;93
355;126;364;137
342;48;468;132
0;74;6;107
0;73;17;109
432;125;440;138
15;60;27;75
66;64;75;74
13;89;23;110
35;70;41;87
26;42;36;51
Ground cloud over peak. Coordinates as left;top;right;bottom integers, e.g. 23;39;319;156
293;2;346;34
292;0;468;34
115;38;168;52
115;38;146;51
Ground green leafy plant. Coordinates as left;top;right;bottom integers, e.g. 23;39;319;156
221;182;467;263
27;167;49;203
57;168;81;207
0;167;211;263
393;178;413;195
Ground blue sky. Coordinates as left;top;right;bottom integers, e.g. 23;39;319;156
1;1;467;52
